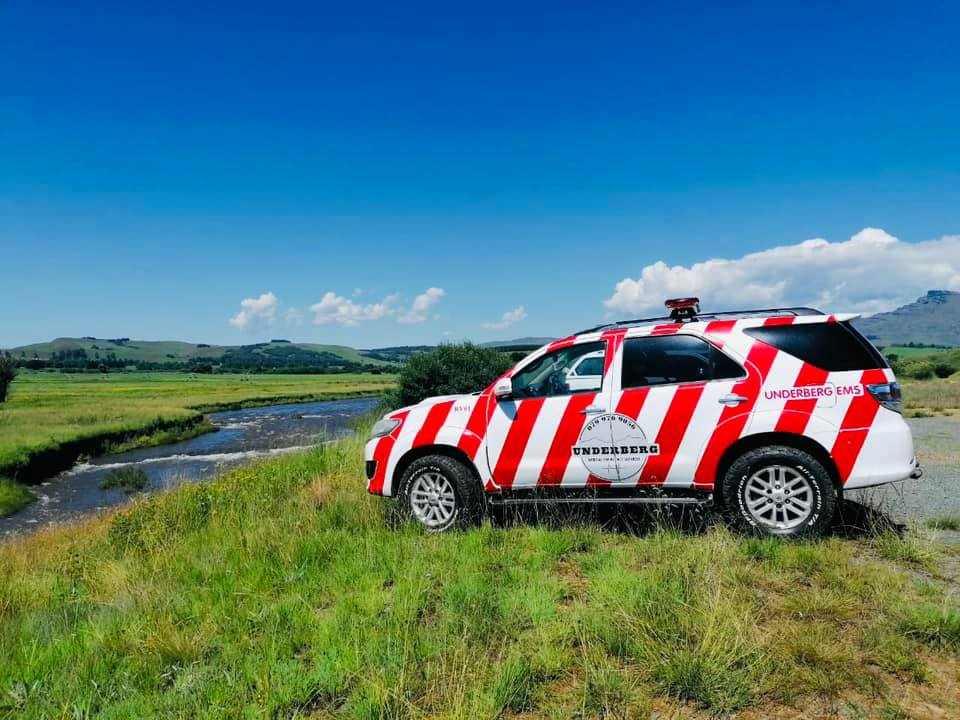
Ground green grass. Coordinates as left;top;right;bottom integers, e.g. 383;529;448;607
0;371;394;482
99;467;150;493
1;432;958;718
883;345;953;359
925;516;960;531
0;478;33;518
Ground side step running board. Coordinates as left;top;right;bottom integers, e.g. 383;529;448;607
489;496;712;506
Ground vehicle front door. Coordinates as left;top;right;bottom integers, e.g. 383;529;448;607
484;340;612;489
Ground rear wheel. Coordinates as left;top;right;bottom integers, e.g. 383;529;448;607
398;455;483;532
721;446;836;538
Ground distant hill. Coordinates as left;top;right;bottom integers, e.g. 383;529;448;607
4;338;398;372
481;337;555;349
854;291;960;348
3;335;559;373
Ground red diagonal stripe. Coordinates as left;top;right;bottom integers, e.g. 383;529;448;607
615;387;649;419
492;398;545;489
413;400;454;447
693;334;780;487
831;371;881;483
774;363;829;435
704;319;736;348
638;384;706;485
458;394;490;460
368;410;409;495
538;393;596;486
547;336;576;352
601;328;627;378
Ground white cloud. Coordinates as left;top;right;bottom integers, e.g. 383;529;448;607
482;305;528;330
284;307;304;325
398;287;445;324
229;292;279;330
309;292;397;326
604;228;960;316
309;287;445;326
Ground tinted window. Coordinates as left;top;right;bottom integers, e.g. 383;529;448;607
744;322;888;371
512;342;605;398
621;335;745;389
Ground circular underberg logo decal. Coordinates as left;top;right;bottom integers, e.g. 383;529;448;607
571;413;660;481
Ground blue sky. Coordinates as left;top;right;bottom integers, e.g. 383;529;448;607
2;1;959;348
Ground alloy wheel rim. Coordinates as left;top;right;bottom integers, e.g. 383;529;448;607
743;465;814;531
409;471;457;529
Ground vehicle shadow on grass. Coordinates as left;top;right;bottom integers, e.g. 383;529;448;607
484;497;905;540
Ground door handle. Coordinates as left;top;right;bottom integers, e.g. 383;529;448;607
718;394;749;406
580;406;606;415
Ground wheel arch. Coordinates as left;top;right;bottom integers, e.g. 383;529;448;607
714;432;842;502
393;444;484;492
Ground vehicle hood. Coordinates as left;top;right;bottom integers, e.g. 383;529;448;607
390;393;475;415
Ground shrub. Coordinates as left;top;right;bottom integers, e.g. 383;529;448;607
99;466;149;493
381;343;513;410
907;362;934;380
933;362;956;379
0;352;16;402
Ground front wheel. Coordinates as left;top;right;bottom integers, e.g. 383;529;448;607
721;446;837;538
398;455;483;532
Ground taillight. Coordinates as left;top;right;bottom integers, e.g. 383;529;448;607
866;382;902;414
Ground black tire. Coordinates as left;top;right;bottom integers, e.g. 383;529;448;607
720;445;837;538
397;455;484;532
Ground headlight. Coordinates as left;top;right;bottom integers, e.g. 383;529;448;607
370;416;401;439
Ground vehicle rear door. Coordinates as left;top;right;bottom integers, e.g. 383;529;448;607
608;333;746;487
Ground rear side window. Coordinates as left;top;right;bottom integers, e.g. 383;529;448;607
744;322;888;371
621;335;745;389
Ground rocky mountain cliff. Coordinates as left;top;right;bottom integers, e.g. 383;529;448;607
854;290;960;347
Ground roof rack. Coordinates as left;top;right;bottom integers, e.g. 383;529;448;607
574;307;823;336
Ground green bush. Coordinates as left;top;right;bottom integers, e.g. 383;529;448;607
0;352;16;402
99;466;149;493
907;362;935;380
933;362;956;378
381;343;513;410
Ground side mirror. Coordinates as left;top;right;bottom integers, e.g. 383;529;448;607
493;377;513;400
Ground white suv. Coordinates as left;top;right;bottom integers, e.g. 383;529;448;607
365;299;919;537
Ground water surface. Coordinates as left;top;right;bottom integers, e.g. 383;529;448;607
1;397;378;538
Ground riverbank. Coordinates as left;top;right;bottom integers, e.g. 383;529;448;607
2;430;959;718
0;371;394;515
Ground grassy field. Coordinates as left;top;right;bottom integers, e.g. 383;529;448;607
902;378;960;416
0;371;395;514
1;430;958;718
883;346;952;359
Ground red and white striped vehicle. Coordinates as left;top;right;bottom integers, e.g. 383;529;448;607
365;299;921;537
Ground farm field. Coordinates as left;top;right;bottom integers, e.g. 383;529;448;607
1;430;959;718
0;371;395;514
902;378;960;416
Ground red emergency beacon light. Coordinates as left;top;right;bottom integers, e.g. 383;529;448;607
665;297;700;322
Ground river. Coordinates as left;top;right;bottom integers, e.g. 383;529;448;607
0;396;379;538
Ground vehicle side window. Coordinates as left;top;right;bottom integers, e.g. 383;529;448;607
621;335;744;389
511;342;605;398
743;322;888;371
